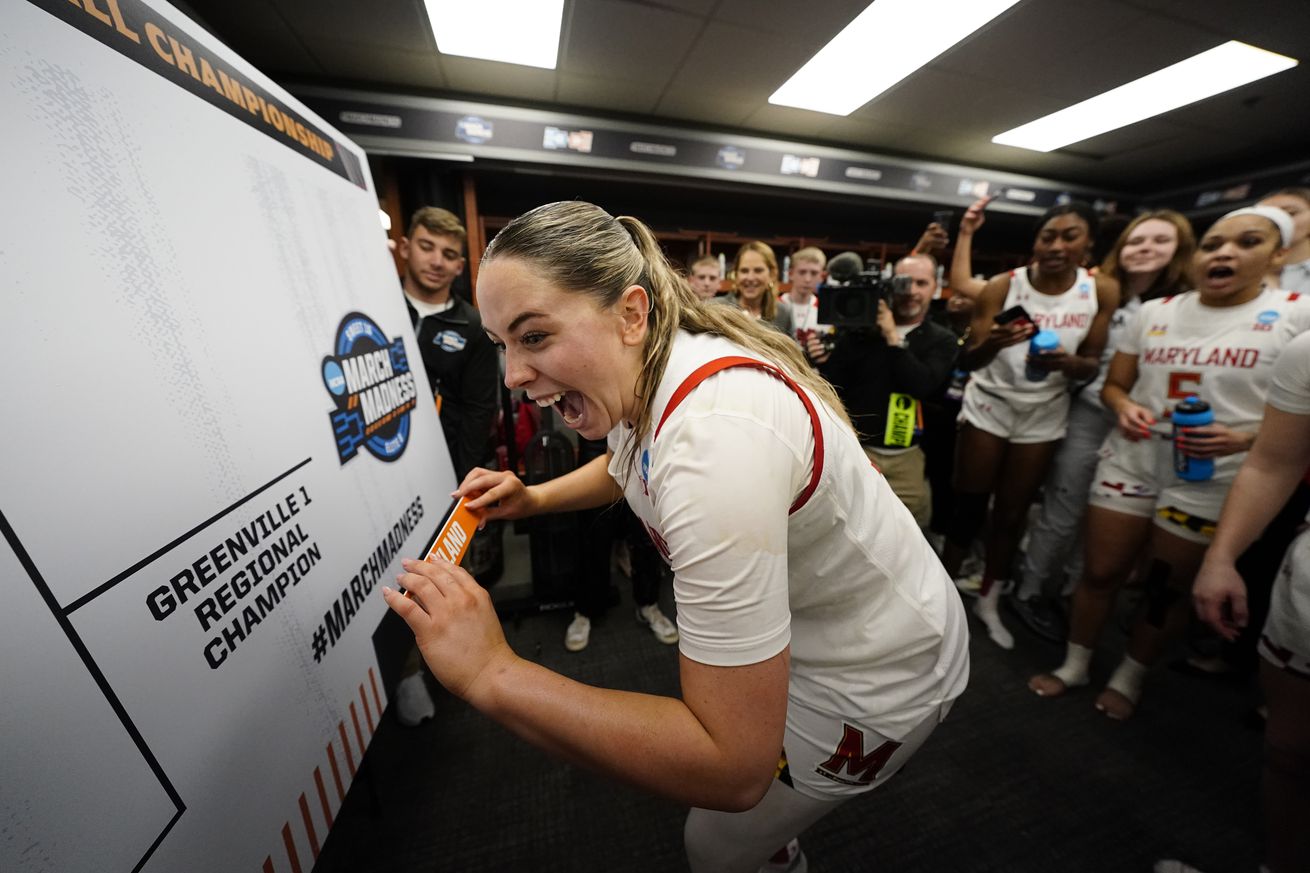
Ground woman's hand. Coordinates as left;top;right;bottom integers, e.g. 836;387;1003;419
913;222;950;255
1193;557;1248;642
1174;423;1255;458
456;467;542;521
959;196;991;236
1116;400;1156;441
383;558;516;704
977;320;1033;354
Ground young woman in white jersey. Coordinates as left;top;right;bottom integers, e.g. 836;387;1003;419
940;203;1118;649
382;202;969;873
1030;207;1310;719
1192;329;1310;873
1012;211;1195;641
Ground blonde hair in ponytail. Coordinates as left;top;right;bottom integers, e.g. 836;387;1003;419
482;202;852;473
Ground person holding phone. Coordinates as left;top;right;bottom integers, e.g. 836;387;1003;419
383;201;969;873
939;202;1118;649
1030;207;1310;720
1011;210;1196;641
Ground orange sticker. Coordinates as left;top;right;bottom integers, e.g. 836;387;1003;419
423;496;482;566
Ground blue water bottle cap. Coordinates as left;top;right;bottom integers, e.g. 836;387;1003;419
1030;330;1060;353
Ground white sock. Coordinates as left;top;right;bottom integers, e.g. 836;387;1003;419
1050;641;1093;689
1105;655;1148;704
973;585;1014;649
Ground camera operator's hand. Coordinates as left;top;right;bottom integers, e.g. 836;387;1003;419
877;300;899;346
959;197;991;236
804;332;831;365
913;223;949;255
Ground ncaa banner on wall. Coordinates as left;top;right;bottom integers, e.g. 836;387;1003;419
0;2;456;872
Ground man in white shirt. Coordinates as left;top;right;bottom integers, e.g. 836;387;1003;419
779;247;826;341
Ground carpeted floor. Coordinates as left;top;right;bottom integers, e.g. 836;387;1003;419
314;531;1265;873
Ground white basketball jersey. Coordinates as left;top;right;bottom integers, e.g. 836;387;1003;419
969;266;1099;409
607;331;969;737
1119;288;1310;479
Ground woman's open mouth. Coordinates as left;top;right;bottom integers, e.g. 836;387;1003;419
535;390;585;427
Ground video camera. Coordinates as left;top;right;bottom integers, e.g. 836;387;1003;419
816;251;911;331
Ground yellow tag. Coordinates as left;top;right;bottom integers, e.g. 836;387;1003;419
884;393;916;447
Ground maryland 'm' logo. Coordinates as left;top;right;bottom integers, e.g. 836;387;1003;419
815;724;902;786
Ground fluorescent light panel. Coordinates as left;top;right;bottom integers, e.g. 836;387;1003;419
769;0;1022;116
424;0;564;70
993;41;1298;152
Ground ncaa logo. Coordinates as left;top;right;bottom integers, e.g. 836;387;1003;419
1254;310;1279;332
323;312;418;464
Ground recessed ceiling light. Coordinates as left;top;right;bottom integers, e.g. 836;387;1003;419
769;0;1022;116
993;41;1298;152
424;0;564;70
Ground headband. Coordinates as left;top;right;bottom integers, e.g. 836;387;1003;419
1221;206;1294;248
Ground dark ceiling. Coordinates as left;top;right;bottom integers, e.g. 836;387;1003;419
178;0;1310;194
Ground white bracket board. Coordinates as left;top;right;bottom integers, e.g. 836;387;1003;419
1;2;454;870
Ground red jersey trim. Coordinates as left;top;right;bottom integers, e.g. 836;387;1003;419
654;356;824;514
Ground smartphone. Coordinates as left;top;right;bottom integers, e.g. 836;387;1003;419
993;304;1033;326
931;209;954;230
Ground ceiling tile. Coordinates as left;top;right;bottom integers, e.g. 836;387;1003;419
929;0;1144;100
738;103;844;138
441;57;558;102
184;0;323;75
661;21;816;105
649;0;720;14
562;0;702;84
654;92;756;128
300;38;446;89
273;0;435;53
556;72;665;114
712;0;870;40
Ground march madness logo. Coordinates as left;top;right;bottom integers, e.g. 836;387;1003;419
322;312;418;464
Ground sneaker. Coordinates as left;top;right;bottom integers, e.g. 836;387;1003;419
953;572;982;598
565;612;591;652
395;673;435;727
1007;594;1067;644
759;839;808;873
636;604;679;644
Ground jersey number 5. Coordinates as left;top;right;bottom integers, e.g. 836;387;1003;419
1167;371;1202;401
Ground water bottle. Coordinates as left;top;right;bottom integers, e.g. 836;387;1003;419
1172;396;1215;482
1025;330;1060;381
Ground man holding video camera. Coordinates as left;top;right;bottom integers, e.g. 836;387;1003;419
806;253;959;527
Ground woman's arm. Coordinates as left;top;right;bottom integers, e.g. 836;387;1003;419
958;273;1028;371
1194;405;1310;638
948;197;990;301
1100;351;1155;440
393;402;804;811
458;453;622;520
384;562;787;811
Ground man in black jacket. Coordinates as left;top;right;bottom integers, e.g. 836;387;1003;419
399;207;498;481
395;207;499;727
806;254;959;527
